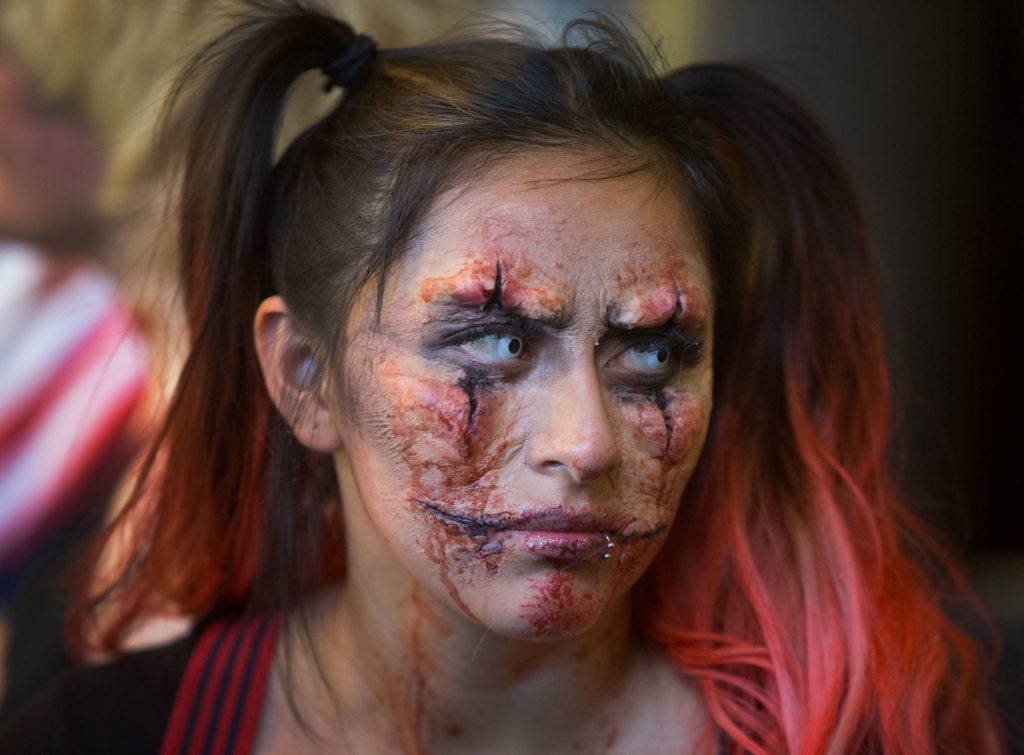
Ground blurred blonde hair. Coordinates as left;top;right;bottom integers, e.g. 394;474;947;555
1;0;213;213
0;0;467;215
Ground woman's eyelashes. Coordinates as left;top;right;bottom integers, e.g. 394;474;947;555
606;333;705;386
432;318;539;371
432;319;705;387
617;339;679;376
460;332;526;363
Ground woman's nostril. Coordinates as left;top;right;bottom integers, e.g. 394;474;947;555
571;448;621;484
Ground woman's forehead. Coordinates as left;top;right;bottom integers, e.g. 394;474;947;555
390;151;713;322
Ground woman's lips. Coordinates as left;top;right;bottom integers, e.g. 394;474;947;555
414;499;667;558
415;499;613;535
516;530;608;561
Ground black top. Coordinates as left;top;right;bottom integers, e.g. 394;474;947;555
0;629;198;754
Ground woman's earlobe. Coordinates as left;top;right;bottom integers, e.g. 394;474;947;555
253;295;344;452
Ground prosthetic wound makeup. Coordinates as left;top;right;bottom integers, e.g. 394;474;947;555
337;155;714;640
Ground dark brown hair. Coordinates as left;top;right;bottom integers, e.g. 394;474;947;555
72;2;1002;751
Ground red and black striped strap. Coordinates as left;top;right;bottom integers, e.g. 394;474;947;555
160;612;283;755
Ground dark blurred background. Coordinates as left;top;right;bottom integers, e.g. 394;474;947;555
1;0;1021;746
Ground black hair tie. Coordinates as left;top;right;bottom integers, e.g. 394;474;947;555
323;33;378;92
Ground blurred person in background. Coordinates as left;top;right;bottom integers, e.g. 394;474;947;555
0;0;494;720
0;48;148;712
0;2;1006;752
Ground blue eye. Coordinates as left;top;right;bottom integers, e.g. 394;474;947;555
461;333;525;362
622;342;673;373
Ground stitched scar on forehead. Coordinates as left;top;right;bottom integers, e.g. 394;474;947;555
419;255;571;319
419;253;710;333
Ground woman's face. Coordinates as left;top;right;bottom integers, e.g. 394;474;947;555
334;151;713;641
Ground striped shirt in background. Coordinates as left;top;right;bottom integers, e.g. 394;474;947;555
0;241;148;589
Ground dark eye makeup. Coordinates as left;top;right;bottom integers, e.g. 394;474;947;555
425;309;706;390
609;330;706;387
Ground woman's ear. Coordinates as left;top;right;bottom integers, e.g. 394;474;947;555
254;295;344;453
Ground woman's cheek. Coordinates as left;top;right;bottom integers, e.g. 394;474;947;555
371;359;472;459
620;389;706;467
353;357;530;620
612;388;710;532
656;390;708;467
370;358;521;509
620;400;669;459
598;390;701;603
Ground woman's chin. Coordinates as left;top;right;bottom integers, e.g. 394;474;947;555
442;566;623;643
402;527;664;644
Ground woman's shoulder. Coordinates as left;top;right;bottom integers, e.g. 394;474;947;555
0;626;199;754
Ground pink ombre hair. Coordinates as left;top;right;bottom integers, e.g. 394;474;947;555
639;66;1003;753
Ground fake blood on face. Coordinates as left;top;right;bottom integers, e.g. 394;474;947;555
368;268;707;632
369;271;706;628
341;155;715;642
519;572;597;637
422;526;482;623
359;357;517;623
378;354;518;495
619;389;706;466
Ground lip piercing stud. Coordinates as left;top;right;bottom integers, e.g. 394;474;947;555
602;533;615;560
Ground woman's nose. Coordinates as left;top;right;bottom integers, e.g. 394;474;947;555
526;364;621;484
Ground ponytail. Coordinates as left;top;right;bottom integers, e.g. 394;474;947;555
71;3;358;653
640;65;1002;753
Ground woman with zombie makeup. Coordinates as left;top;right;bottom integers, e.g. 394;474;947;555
0;2;1004;753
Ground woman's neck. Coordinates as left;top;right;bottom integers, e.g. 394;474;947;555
290;565;645;753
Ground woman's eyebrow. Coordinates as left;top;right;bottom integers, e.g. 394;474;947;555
603;304;675;330
602;285;710;331
424;301;705;346
427;300;575;331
